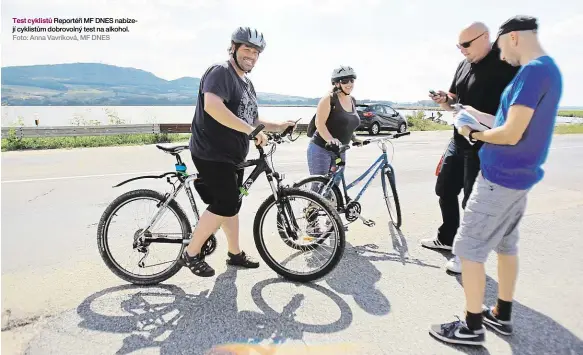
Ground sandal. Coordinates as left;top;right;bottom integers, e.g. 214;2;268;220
180;250;215;277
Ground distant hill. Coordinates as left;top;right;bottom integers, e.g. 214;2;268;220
1;63;202;106
0;63;428;107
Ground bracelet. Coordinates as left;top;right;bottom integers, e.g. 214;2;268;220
469;130;479;143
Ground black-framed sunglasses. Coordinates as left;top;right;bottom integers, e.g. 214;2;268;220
340;78;355;84
457;31;486;49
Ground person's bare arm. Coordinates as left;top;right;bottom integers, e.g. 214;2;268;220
256;117;297;133
463;105;496;128
255;118;281;132
441;92;457;111
461;105;534;145
204;92;254;135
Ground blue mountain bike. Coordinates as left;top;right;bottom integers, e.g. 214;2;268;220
293;131;410;229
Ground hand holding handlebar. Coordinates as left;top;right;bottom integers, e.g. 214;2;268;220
248;124;269;147
325;141;351;155
280;117;301;136
248;124;299;148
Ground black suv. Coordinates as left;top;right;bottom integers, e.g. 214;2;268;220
355;103;408;135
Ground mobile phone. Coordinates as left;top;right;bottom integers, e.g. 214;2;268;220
429;90;437;95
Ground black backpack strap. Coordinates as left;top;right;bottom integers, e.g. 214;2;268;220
329;91;337;110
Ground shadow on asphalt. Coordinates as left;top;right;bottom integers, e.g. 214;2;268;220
323;223;441;317
441;274;583;355
76;266;354;354
417;244;583;353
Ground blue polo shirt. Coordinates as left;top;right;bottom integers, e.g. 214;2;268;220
479;55;563;190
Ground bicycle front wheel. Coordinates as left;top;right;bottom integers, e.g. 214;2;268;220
253;187;345;283
381;166;402;229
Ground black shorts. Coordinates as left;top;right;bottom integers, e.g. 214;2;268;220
191;155;244;217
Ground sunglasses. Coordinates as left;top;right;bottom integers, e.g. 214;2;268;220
457;31;486;49
339;78;355;84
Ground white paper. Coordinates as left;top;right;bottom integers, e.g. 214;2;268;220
454;109;488;132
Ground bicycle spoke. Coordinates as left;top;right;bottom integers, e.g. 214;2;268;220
258;191;341;278
101;195;187;281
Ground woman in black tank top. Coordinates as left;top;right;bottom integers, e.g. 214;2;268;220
307;66;363;179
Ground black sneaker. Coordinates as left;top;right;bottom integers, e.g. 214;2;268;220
226;251;260;268
180;250;215;277
429;316;485;346
482;305;513;335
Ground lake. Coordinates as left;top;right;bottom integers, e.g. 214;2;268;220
1;106;581;127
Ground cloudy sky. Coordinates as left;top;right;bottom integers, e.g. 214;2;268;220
2;0;582;106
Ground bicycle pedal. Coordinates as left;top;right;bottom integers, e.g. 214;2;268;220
363;219;376;227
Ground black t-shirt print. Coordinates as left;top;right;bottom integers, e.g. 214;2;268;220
189;61;259;165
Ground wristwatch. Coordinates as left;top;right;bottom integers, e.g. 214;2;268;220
469;130;479;143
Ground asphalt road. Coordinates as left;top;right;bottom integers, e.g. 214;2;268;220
2;131;583;355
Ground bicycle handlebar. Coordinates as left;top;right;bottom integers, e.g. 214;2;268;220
324;131;411;155
361;131;411;144
247;123;298;148
248;124;265;140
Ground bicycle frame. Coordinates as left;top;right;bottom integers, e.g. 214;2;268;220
324;138;396;209
111;134;287;244
235;151;282;201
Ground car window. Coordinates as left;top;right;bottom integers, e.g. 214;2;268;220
375;106;386;114
356;106;369;112
384;106;397;115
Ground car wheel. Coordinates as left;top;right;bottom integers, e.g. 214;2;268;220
369;122;380;135
398;122;407;133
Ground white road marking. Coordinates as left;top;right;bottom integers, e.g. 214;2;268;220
2;145;581;184
1;171;164;184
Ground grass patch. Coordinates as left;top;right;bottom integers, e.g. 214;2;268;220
554;124;583;134
406;111;451;131
558;110;583;118
1;133;190;151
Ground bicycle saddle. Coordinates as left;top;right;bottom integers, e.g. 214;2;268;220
155;144;189;154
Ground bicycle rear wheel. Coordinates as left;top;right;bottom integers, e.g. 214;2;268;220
254;187;345;283
381;166;402;229
97;189;190;285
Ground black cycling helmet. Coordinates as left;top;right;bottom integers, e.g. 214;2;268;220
231;26;266;53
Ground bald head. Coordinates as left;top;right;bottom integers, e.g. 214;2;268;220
457;22;492;63
461;22;489;38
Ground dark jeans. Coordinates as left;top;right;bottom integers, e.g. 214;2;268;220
434;138;481;246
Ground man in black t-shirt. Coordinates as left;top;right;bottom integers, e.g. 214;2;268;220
420;22;518;273
181;27;297;278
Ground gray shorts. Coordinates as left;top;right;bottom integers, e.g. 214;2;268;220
452;173;529;263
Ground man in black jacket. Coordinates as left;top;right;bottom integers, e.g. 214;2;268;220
420;22;519;273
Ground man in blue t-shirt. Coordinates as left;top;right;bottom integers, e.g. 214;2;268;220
429;16;563;346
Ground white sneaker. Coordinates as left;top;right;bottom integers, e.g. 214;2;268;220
446;256;461;273
420;237;452;251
